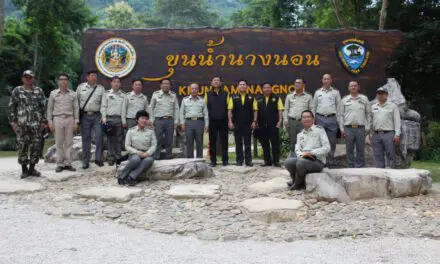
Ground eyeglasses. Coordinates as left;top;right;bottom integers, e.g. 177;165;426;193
58;78;69;81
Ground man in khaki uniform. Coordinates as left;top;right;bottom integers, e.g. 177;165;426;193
76;69;106;169
283;78;314;157
180;83;208;158
47;73;79;172
371;87;401;168
284;110;330;190
313;73;341;167
101;76;126;166
150;78;179;159
123;78;150;129
338;81;372;168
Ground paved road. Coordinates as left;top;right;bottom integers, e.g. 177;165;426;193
1;203;439;264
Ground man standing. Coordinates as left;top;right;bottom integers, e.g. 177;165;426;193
256;82;284;167
205;76;229;167
123;78;150;129
284;110;330;190
228;80;258;166
180;83;208;158
47;73;79;172
119;110;156;186
8;70;46;178
76;69;105;169
150;78;179;160
101;76;126;166
283;78;314;157
313;73;341;167
371;87;401;168
338;81;372;168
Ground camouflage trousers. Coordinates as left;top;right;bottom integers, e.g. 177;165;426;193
16;125;42;165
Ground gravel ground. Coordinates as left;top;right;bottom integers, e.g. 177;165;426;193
1;202;440;264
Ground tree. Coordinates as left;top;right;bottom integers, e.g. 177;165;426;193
378;0;389;30
153;0;218;28
0;0;4;50
102;1;143;29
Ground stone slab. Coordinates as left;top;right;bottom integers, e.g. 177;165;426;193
239;197;307;223
247;177;289;194
167;184;220;199
0;180;45;194
75;186;143;202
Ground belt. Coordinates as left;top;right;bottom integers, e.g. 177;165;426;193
317;113;336;117
157;116;173;120
107;115;121;118
289;117;300;121
54;114;72;119
85;111;99;115
374;130;393;133
345;124;365;128
186;117;204;121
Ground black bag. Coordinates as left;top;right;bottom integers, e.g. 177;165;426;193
78;86;97;124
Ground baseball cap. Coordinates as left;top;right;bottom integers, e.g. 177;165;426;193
22;70;35;77
376;87;388;93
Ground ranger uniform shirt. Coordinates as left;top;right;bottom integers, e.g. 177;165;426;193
149;90;179;124
124;91;150;124
76;82;105;112
283;91;314;122
371;101;401;136
47;88;79;125
180;95;209;126
338;94;372;132
8;85;46;126
101;89;126;118
313;87;341;115
125;126;157;156
295;125;331;164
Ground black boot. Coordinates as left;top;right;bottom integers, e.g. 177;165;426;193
28;164;41;177
20;164;29;179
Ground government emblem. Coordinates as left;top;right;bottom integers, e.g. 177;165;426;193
336;38;370;75
95;38;136;78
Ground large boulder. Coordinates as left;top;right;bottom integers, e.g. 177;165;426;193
44;136;98;163
306;168;432;202
116;158;213;181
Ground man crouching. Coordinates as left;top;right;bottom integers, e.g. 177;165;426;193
118;110;157;186
285;110;330;190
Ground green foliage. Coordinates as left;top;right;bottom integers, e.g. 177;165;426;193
279;127;290;159
101;1;144;29
421;122;440;161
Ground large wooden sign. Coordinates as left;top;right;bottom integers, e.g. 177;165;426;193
81;28;403;99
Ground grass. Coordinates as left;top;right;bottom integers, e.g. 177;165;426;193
0;151;16;157
411;160;440;183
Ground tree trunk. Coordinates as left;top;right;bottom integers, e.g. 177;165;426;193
0;0;4;51
378;0;389;30
330;0;346;28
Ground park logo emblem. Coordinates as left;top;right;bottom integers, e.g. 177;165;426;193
95;38;137;78
336;38;370;75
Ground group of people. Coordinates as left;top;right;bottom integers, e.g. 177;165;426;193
8;70;401;188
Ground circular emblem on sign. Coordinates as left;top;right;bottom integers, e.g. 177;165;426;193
95;38;136;78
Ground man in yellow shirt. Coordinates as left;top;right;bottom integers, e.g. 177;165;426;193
228;80;258;166
255;82;284;167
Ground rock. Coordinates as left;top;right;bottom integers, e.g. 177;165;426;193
117;158;213;181
75;186;143;202
45;136;98;163
334;144;375;168
306;168;432;202
167;184;220;199
216;165;258;174
44;171;81;182
196;230;219;241
247;177;289;194
0;180;45;194
239;197;307;223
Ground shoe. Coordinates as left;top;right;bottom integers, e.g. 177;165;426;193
117;177;126;185
245;163;253;167
222;161;229;166
289;184;302;191
55;166;64;173
82;163;89;170
20;164;29;179
108;161;115;166
28;164;41;177
286;180;294;187
63;165;76;172
273;162;281;167
125;176;137;186
236;162;243;166
209;161;217;167
94;161;104;167
260;163;272;167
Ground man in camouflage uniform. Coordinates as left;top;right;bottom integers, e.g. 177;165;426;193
8;70;47;178
150;78;179;160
